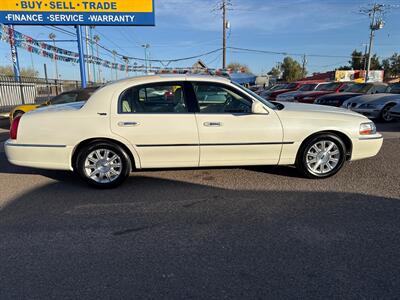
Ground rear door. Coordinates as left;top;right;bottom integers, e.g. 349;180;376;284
191;81;284;167
111;81;200;168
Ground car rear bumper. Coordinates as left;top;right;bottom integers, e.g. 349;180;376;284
350;135;383;161
5;140;73;171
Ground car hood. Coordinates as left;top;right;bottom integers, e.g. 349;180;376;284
277;102;365;118
343;93;400;104
30;101;85;114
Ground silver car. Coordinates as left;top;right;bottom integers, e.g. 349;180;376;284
388;103;400;120
342;84;400;122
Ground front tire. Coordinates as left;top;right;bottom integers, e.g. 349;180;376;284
380;104;395;122
76;142;131;188
296;134;346;179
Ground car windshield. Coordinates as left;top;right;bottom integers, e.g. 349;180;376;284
386;84;400;94
298;84;317;91
232;82;276;109
285;83;298;89
316;83;340;91
270;84;286;91
344;84;371;93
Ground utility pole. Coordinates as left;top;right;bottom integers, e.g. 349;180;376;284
222;0;227;69
49;33;59;80
362;43;368;75
361;3;386;82
302;54;307;78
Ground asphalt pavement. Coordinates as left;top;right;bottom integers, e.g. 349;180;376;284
0;118;399;299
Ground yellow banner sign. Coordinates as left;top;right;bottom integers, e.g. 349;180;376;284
0;0;155;25
0;0;153;13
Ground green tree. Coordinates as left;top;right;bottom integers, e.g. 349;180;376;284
382;53;400;79
227;62;251;73
349;49;364;70
345;49;381;70
281;57;303;82
0;66;39;78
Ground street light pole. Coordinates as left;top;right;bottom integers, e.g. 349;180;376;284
49;33;59;80
93;35;101;83
142;44;150;75
112;50;118;80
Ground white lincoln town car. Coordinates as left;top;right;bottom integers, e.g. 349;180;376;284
5;75;383;188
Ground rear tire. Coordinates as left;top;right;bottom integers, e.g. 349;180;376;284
76;142;131;189
296;134;346;179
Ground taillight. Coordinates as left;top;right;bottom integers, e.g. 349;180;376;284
10;116;21;140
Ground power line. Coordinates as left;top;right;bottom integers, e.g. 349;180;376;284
227;46;380;59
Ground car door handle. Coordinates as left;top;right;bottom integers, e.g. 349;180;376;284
203;122;222;127
118;122;140;127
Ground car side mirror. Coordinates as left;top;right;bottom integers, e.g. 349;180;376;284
252;102;268;114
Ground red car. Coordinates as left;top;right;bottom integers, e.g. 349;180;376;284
294;82;353;104
261;81;318;101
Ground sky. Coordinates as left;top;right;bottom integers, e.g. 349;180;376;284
1;0;400;81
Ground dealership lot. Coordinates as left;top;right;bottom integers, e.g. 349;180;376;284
0;119;399;298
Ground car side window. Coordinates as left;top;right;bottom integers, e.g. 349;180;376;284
193;83;252;114
375;85;387;93
51;93;78;105
119;83;188;113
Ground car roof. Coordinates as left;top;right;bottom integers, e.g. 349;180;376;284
105;74;231;87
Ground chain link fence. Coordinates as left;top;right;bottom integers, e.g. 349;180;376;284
0;75;94;113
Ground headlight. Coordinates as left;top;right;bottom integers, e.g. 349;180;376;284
303;96;314;100
359;122;377;135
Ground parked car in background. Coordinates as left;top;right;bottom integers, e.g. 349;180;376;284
341;83;400;122
294;82;353;104
5;74;382;188
388;103;400;120
9;87;99;122
276;82;325;102
314;82;388;107
259;84;285;97
262;82;314;101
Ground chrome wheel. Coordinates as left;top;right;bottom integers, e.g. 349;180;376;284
306;140;340;175
84;149;122;183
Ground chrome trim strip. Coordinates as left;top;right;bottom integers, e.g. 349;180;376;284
5;142;66;148
136;142;294;148
358;136;384;141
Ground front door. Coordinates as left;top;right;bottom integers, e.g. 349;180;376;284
111;81;199;168
191;82;284;167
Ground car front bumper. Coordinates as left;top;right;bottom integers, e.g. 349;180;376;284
350;134;383;161
350;108;381;119
5;140;73;171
